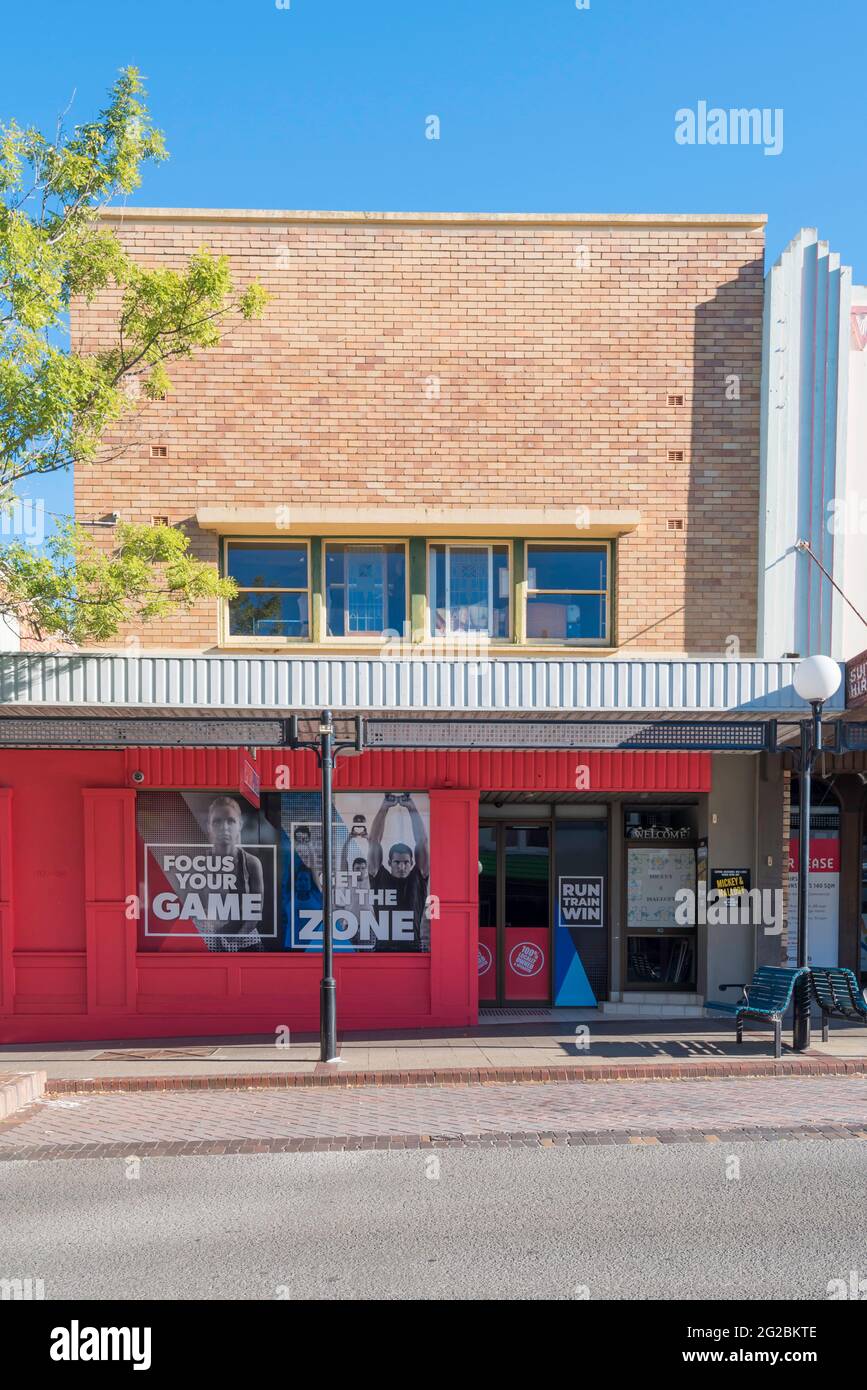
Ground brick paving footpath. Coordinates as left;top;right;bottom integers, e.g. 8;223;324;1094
1;1075;866;1160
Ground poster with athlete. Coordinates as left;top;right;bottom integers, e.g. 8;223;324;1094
137;791;277;952
286;792;431;952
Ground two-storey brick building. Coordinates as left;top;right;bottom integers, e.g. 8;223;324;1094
1;209;846;1043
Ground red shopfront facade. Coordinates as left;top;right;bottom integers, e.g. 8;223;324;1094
0;745;710;1043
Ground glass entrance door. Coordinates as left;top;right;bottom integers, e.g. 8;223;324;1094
478;822;551;1005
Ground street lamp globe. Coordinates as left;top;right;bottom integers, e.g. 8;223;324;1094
793;654;842;705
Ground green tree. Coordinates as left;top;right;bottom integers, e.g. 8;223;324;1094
0;67;267;644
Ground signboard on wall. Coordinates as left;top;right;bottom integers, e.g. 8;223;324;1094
238;751;261;809
786;838;840;967
846;649;867;710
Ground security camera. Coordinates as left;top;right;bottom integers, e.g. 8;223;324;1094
131;770;145;784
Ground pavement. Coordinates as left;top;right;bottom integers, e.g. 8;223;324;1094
1;1015;865;1092
1;1073;866;1159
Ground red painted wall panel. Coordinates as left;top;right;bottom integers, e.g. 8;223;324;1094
83;789;137;1016
0;789;11;1015
124;747;711;793
429;790;478;1022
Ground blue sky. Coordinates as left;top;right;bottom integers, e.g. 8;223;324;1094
4;0;866;523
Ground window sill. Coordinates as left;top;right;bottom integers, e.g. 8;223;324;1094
216;640;618;657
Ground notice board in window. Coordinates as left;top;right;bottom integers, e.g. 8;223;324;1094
627;847;696;928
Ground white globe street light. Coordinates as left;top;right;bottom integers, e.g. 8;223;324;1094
793;654;842;705
791;654;842;1051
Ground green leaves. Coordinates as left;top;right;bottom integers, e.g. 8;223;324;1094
0;67;268;642
0;521;237;645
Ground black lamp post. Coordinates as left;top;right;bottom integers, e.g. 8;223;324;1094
791;656;842;1051
288;711;363;1062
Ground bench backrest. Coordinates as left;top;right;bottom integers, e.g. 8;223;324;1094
743;966;806;1013
808;966;866;1012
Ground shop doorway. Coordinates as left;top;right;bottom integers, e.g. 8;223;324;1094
478;822;551;1004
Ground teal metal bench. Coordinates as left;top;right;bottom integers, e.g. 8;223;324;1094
804;966;867;1041
705;966;808;1058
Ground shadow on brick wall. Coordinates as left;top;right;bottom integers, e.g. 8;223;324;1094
684;258;764;655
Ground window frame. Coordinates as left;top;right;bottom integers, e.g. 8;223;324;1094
425;539;513;642
524;539;612;647
321;538;410;644
221;537;312;646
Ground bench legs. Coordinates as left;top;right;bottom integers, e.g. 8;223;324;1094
822;1011;829;1043
736;1014;784;1056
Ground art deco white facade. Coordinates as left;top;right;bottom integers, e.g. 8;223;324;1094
759;228;867;661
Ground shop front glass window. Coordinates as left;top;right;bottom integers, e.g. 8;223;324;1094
624;804;697;990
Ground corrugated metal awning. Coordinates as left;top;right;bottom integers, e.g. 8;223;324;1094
0;654;843;720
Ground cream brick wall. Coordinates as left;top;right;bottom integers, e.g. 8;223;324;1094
70;212;765;654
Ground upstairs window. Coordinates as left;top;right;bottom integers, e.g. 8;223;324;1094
225;541;310;640
325;542;407;637
526;543;609;643
429;543;510;638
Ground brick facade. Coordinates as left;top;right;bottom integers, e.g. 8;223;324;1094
71;211;765;654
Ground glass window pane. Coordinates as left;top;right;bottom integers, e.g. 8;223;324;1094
448;546;489;632
385;546;407;634
346;548;384;633
479;826;497;930
430;545;446;636
227;543;307;590
527;546;607;592
325;544;406;636
624;805;697;839
627;937;695;987
326;579;344;637
504;826;549;930
491;546;510;637
228;591;309;638
526;593;606;641
430;544;509;637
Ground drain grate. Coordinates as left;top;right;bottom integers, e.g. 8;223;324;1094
478;1008;557;1019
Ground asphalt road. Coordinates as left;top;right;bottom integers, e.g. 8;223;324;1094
2;1140;866;1300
